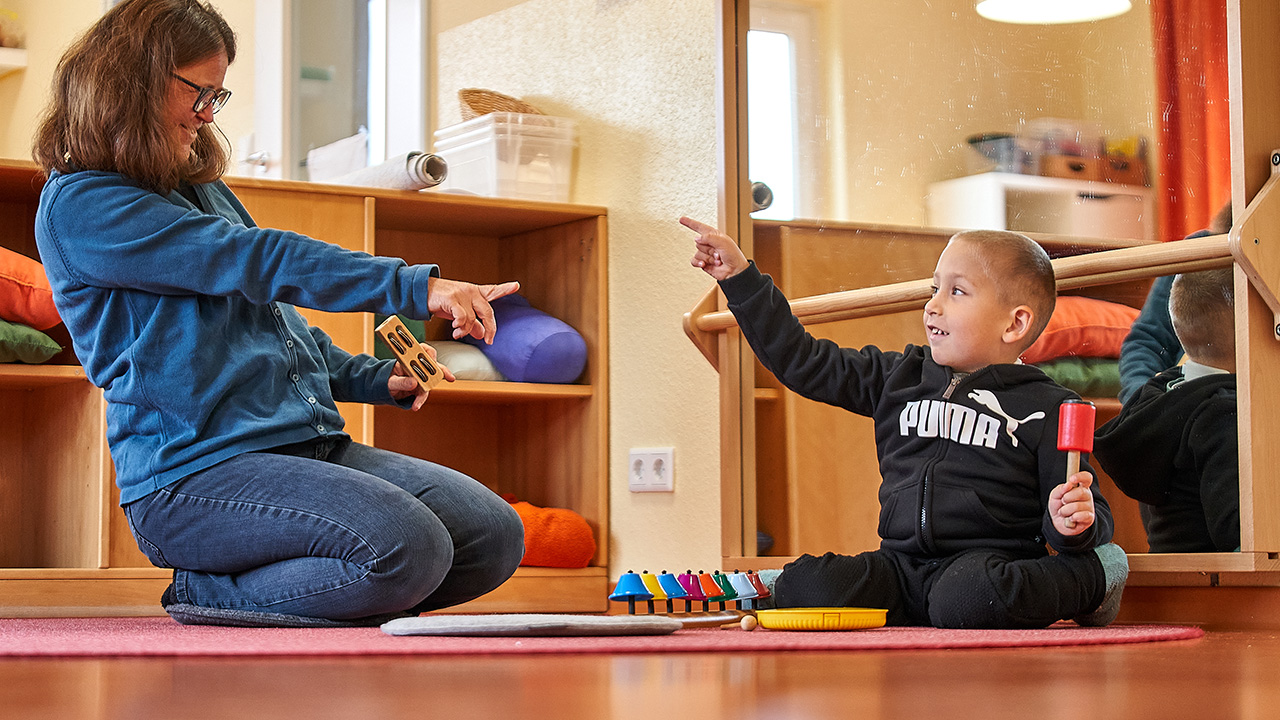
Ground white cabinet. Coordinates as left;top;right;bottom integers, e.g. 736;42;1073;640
0;47;27;79
927;172;1155;242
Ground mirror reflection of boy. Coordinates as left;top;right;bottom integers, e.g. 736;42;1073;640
1118;203;1232;403
683;217;1126;628
1094;269;1239;553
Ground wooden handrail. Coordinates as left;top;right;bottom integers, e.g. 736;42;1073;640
684;233;1233;368
696;233;1231;333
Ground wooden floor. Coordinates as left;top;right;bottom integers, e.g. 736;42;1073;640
0;626;1273;719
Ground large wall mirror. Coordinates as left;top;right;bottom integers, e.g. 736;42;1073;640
726;0;1241;562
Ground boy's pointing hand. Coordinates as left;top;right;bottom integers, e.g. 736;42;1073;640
682;216;749;281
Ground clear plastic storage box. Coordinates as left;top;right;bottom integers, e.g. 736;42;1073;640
433;112;577;202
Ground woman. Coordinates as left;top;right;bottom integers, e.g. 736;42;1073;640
31;0;524;627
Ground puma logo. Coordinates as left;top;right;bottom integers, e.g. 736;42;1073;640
966;389;1045;447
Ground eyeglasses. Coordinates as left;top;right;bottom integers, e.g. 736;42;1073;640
170;72;232;115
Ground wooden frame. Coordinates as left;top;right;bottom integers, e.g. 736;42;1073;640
705;1;1280;612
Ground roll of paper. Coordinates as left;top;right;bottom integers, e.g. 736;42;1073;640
330;151;447;191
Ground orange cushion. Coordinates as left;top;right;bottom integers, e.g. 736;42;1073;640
1020;295;1140;365
0;247;60;331
509;500;596;568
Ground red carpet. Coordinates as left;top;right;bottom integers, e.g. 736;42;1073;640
0;617;1202;657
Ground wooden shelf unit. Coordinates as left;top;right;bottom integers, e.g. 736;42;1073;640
0;159;610;616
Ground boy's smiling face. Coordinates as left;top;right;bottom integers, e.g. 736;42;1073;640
924;237;1032;373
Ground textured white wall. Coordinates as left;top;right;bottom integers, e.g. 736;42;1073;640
1;0;727;580
0;0;103;159
436;0;726;576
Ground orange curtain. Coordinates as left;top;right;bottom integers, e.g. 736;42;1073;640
1151;0;1231;242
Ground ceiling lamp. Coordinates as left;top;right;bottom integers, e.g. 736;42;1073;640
975;0;1133;24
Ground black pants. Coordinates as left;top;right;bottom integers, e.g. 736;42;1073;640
774;547;1105;629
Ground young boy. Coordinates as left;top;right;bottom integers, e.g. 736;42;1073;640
1093;268;1239;553
681;216;1126;629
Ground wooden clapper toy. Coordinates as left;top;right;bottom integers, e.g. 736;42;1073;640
375;316;444;393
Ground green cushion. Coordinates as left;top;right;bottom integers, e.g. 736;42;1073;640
0;318;61;364
374;314;427;360
1035;357;1121;398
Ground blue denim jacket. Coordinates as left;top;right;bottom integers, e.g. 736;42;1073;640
35;170;439;503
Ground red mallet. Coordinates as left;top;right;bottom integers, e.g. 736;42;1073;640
1057;399;1096;528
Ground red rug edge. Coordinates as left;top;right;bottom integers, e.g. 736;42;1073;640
0;617;1207;658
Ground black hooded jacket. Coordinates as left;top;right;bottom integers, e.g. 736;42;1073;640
1093;367;1238;552
720;263;1113;558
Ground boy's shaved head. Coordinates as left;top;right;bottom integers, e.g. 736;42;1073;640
1170;268;1235;369
949;230;1057;349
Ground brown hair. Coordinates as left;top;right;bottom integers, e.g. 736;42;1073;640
1170;268;1235;368
950;230;1057;349
1210;202;1233;235
32;0;237;194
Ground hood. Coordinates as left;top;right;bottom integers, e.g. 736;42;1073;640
1093;368;1235;504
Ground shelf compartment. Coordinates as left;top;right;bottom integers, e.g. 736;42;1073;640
373;396;604;564
0;380;107;569
449;566;609;613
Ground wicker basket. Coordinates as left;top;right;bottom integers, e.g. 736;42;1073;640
458;88;543;121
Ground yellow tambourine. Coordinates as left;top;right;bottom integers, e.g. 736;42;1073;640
755;607;887;631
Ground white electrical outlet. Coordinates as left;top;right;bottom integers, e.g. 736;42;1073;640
628;447;675;492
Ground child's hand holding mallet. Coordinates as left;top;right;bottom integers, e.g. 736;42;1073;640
1055;399;1096;532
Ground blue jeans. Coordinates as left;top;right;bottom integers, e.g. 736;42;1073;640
123;438;525;621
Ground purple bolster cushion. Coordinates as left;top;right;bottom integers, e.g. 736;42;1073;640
463;294;587;383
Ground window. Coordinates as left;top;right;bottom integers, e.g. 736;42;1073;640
748;29;796;220
250;0;426;181
748;2;817;220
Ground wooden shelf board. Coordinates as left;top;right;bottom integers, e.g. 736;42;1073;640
225;174;606;238
724;553;1280;587
0;364;88;388
0;567;610;617
1128;552;1280;575
753;387;780;401
0;569;170;618
0;159;44;199
427;380;592;403
0;567;170;580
